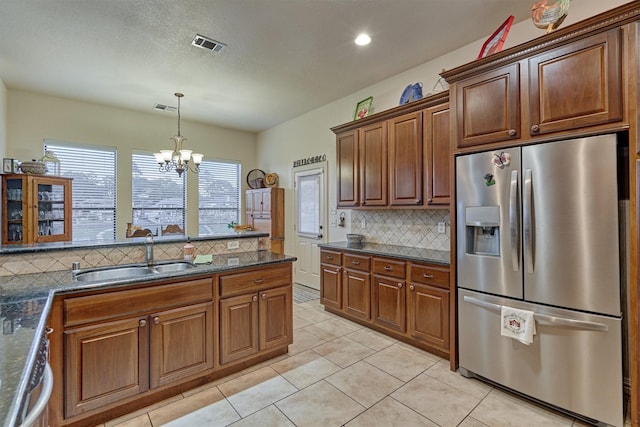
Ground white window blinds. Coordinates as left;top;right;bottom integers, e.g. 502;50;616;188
43;141;117;241
198;160;240;235
132;152;185;234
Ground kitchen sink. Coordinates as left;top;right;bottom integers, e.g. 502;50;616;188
74;265;156;282
73;261;197;282
153;261;198;273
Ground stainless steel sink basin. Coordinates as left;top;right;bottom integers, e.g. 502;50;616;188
153;261;197;273
73;261;197;282
74;266;155;282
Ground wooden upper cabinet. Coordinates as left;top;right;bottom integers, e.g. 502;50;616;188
359;121;388;206
528;29;622;136
388;112;423;206
424;104;451;205
456;63;520;148
336;130;359;207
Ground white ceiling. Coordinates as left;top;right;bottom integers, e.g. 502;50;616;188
0;0;533;133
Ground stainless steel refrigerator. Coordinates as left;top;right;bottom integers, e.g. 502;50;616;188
456;134;624;427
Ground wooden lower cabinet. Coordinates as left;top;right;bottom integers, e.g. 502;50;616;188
220;293;259;364
372;274;406;333
343;268;371;321
408;283;449;352
150;302;214;388
219;285;292;365
320;249;450;358
64;316;149;418
53;262;293;426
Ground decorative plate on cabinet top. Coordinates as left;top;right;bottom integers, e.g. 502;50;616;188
265;173;279;187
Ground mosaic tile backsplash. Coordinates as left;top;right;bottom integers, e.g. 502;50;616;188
350;209;450;251
0;237;269;277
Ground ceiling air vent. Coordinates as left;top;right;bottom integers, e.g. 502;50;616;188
153;104;177;112
192;34;226;53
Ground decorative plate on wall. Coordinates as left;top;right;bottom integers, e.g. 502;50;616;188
265;172;279;188
247;168;266;188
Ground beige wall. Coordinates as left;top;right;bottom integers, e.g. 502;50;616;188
0;77;6;158
257;0;633;255
6;89;257;237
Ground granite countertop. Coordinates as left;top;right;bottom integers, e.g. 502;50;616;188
0;250;296;427
319;242;450;266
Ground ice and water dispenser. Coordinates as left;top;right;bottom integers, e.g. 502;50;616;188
465;206;500;256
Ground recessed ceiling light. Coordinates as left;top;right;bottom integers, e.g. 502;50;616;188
355;33;371;46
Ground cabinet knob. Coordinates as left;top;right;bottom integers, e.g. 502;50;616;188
352;260;360;265
253;278;264;284
139;319;147;328
153;317;160;325
423;273;434;279
508;129;517;136
326;255;333;260
398;283;403;288
410;285;415;291
261;293;267;299
384;265;392;271
252;295;258;302
531;124;540;133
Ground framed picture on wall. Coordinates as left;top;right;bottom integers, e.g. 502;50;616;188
3;158;16;174
478;15;514;59
353;96;373;120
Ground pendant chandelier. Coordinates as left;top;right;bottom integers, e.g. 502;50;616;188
154;93;203;177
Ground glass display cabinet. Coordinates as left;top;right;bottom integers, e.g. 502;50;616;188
2;174;72;244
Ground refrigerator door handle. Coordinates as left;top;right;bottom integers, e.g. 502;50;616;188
523;169;534;274
509;170;519;272
462;296;609;331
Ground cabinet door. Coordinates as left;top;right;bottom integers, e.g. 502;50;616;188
372;275;406;333
220;293;259;364
149;302;214;388
2;175;28;245
528;29;622;136
32;176;72;243
336;130;359;207
64;316;149;417
408;283;449;352
343;269;371;320
359;121;388;206
424;104;451;205
260;189;272;214
259;286;293;351
321;264;342;310
388;112;423;206
456;63;520;148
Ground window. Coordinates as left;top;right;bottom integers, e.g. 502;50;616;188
44;141;117;241
132;152;185;234
198;160;240;235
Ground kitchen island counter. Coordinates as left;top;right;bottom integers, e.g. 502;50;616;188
0;250;295;427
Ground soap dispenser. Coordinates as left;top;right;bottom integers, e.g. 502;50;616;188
183;238;195;261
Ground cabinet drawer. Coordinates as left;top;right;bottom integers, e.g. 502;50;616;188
220;263;291;298
411;264;449;289
372;257;405;279
64;278;214;327
320;250;342;266
343;253;370;271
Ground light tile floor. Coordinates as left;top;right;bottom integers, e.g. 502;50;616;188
100;292;632;427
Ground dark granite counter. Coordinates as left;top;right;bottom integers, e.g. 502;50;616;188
0;250;295;427
319;242;450;266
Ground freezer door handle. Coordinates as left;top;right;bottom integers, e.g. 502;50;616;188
462;296;609;331
523;169;534;274
509;170;519;272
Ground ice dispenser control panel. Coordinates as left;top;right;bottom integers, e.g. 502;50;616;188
465;206;500;256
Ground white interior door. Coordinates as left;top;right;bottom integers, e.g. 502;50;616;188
293;164;327;290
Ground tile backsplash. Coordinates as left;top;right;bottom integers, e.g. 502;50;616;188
0;237;270;277
351;209;450;251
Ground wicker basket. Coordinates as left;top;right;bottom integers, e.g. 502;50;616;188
19;161;47;175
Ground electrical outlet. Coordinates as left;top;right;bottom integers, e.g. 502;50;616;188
360;219;366;229
437;222;446;234
227;240;240;250
227;257;239;266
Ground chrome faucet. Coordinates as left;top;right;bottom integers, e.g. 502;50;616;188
145;233;154;266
